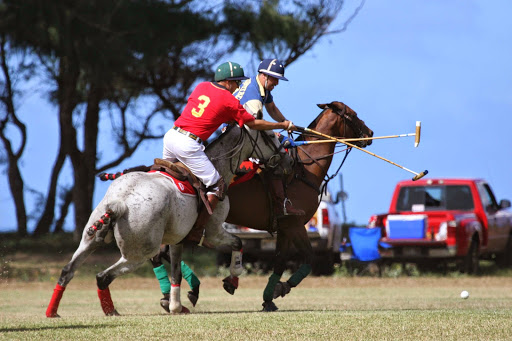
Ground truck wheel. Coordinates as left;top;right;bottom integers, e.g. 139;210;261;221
496;235;512;268
462;239;479;275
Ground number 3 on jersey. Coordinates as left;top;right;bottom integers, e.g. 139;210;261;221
191;95;211;118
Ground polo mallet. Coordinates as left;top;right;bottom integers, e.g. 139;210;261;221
294;121;422;147
295;122;428;181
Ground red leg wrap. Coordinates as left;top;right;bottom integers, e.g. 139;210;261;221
97;287;116;315
46;284;65;317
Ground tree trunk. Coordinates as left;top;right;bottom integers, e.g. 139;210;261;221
54;189;73;234
0;35;28;236
32;149;67;235
71;76;102;240
56;47;80;237
1;137;28;236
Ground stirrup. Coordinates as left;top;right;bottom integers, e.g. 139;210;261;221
283;198;305;216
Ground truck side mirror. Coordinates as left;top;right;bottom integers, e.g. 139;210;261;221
499;199;511;209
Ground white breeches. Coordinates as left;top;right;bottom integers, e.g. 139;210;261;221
163;129;221;189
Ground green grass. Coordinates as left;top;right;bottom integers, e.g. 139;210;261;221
1;276;512;340
2;234;512;340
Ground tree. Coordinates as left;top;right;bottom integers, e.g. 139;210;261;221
0;0;363;236
0;34;30;236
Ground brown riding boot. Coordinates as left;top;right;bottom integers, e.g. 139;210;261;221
186;194;219;247
272;179;305;216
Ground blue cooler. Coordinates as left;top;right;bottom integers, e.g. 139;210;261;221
386;215;427;239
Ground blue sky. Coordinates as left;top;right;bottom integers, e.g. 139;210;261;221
1;0;512;231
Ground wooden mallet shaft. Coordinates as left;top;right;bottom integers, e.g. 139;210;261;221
299;126;428;181
296;121;422;147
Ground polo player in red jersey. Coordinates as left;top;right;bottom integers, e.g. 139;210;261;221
163;61;297;237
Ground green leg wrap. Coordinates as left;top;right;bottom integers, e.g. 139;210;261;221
288;264;312;287
181;261;200;290
153;264;171;295
263;273;282;302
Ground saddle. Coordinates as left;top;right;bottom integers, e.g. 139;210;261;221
150;158;211;214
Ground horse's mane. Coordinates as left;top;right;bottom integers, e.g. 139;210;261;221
205;123;238;152
295;109;327;142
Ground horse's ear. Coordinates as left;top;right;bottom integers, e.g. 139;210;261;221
317;103;328;109
328;101;345;110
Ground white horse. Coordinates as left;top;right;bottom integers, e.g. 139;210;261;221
46;124;291;317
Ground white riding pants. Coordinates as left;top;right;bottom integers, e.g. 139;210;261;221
163;128;221;191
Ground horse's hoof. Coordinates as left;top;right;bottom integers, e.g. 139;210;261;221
172;306;190;314
222;276;238;295
106;309;120;316
262;301;278;312
46;313;60;318
187;291;199;307
160;298;170;313
273;281;291;299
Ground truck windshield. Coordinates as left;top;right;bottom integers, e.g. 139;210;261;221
396;185;474;212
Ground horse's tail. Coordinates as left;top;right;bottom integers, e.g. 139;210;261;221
86;201;127;243
98;165;151;181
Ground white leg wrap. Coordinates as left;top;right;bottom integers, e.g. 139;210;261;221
170;285;182;313
230;250;243;277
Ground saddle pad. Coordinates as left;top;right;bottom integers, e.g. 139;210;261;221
148;170;195;196
229;161;260;188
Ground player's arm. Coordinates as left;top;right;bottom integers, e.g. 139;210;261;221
265;102;286;122
245;119;295;131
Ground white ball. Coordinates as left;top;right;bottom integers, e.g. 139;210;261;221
460;290;469;299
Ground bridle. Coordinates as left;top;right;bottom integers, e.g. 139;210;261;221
331;105;367;146
294;104;368;194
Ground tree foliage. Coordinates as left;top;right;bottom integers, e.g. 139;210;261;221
0;0;361;236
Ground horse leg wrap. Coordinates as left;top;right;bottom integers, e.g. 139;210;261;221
97;287;117;316
230;250;243;277
170;284;189;314
263;273;281;302
181;261;200;307
46;283;65;318
287;264;312;287
181;261;200;290
222;276;239;295
153;264;171;295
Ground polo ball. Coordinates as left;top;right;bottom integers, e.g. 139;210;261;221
460;290;469;299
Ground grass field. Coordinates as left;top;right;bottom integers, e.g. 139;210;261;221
2;235;512;340
2;276;512;340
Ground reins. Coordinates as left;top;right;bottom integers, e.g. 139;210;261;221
291;104;366;196
209;124;284;176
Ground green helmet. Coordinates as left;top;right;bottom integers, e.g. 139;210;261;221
214;61;249;82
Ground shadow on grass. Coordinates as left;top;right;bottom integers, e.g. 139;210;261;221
0;323;121;333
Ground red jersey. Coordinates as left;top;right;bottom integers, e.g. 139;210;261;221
175;82;256;141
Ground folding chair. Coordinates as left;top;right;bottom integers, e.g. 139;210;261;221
340;227;391;276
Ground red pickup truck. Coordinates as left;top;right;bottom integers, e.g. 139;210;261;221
368;178;512;273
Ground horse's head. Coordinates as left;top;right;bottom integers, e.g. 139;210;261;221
208;124;293;179
316;101;373;147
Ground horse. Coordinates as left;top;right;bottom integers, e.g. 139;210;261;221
45;123;292;317
167;101;373;312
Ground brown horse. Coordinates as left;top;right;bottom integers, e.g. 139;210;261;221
154;101;373;312
223;101;373;311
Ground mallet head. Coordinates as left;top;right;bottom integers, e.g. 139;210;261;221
414;121;421;147
412;170;428;181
